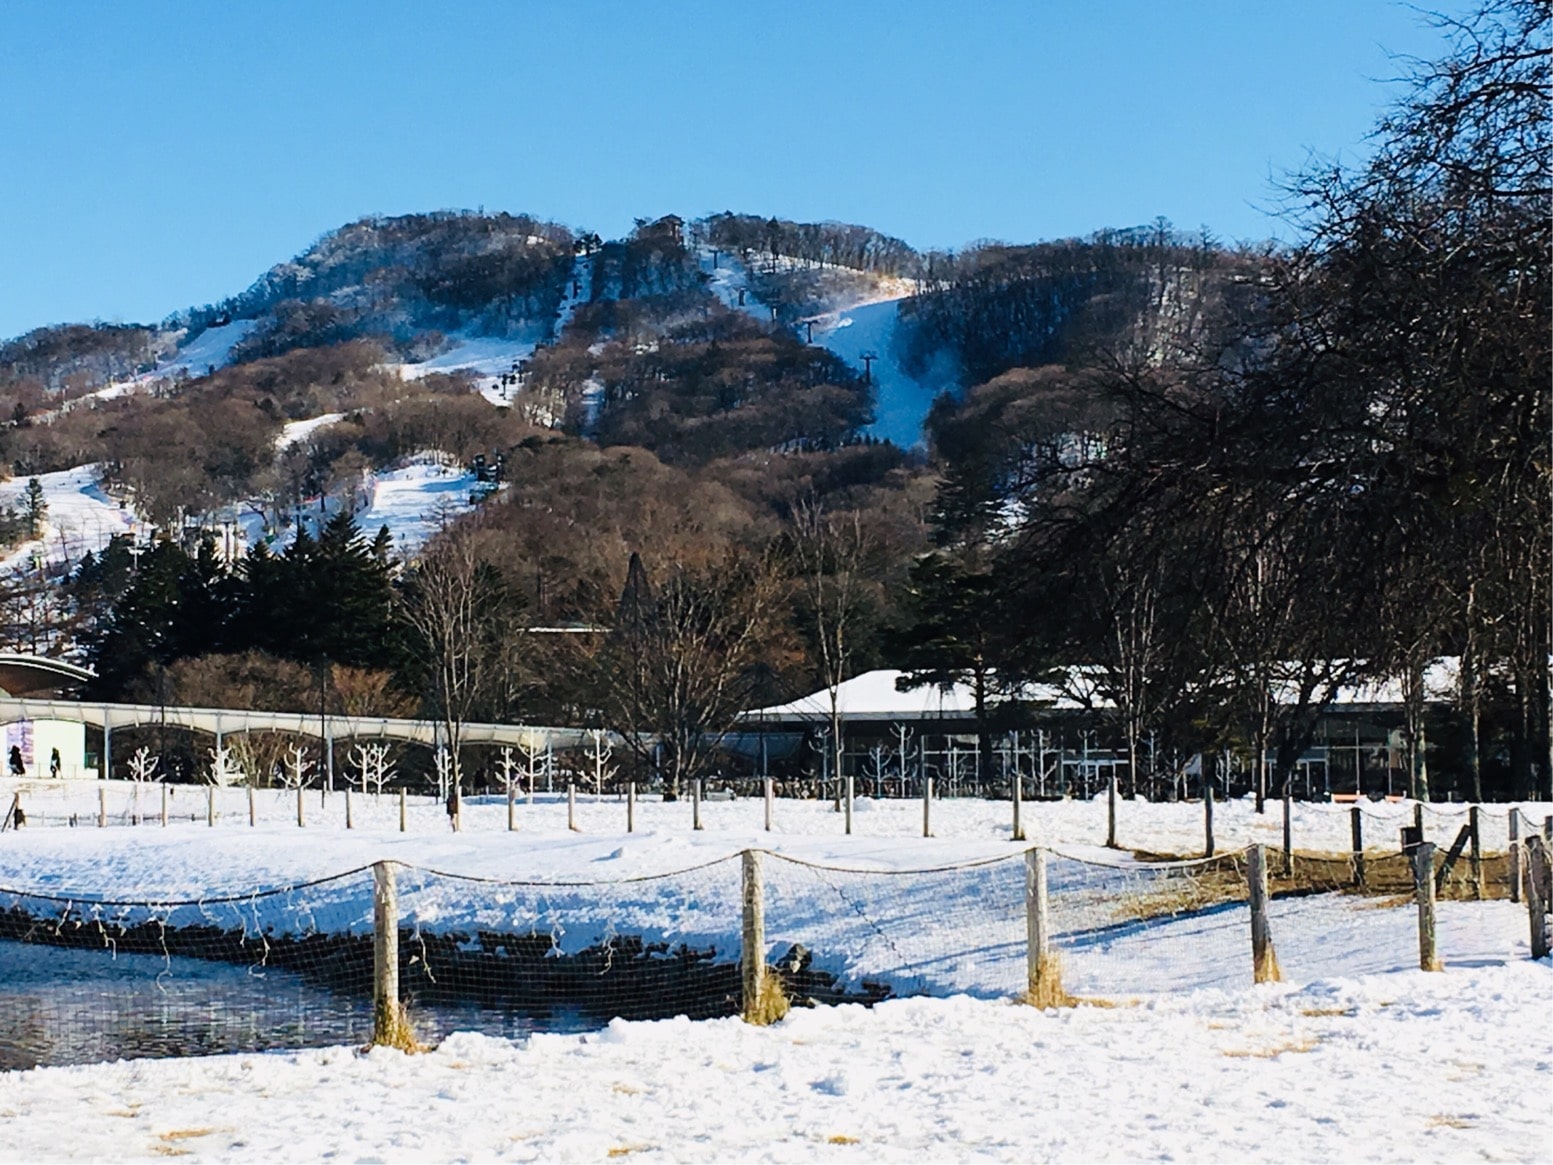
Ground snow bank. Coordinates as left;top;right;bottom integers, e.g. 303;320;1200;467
0;960;1546;1162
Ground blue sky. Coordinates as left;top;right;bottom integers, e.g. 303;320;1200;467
0;1;1468;339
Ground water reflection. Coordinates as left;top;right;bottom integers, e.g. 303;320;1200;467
0;940;553;1071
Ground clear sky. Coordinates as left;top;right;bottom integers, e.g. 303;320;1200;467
0;1;1469;339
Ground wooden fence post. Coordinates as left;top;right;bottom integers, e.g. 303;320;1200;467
1413;841;1442;971
1469;805;1483;900
1106;771;1118;849
1011;766;1025;842
627;782;635;833
1247;844;1281;983
507;779;515;832
692;778;703;831
1281;788;1293;876
372;861;413;1049
1024;847;1065;1006
741;849;783;1023
1351;806;1365;888
1203;779;1214;859
1522;836;1549;960
206;786;215;827
567;783;577;832
98;785;106;829
296;785;304;828
764;777;774;832
161;783;168;828
844;775;853;836
1414;801;1425;841
345;787;353;830
1509;812;1521;904
399;788;407;833
248;784;256;828
923;776;933;838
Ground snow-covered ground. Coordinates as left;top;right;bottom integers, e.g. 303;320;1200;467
156;320;260;381
0;959;1545;1162
273;412;344;451
0;464;138;574
5;779;1540;861
0;785;1546;1160
351;459;483;559
400;334;539;407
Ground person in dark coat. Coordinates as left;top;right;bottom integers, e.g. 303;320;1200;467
49;747;61;778
8;745;23;776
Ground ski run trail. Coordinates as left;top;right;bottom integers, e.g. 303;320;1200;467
0;788;1548;1162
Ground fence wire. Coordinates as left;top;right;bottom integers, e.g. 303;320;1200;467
0;830;1542;1072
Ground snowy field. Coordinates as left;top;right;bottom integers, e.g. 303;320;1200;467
0;961;1546;1162
0;783;1548;1161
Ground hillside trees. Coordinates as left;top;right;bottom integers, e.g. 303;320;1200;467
980;0;1550;800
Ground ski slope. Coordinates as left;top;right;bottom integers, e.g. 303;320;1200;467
0;465;137;575
698;248;952;448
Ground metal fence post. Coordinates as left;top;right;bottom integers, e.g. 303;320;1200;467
764;777;774;833
1203;778;1214;859
627;782;635;833
923;776;933;838
692;778;703;831
844;775;854;835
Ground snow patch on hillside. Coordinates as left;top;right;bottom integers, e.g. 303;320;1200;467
354;459;484;560
275;413;344;451
0;465;137;575
809;298;954;448
697;246;770;322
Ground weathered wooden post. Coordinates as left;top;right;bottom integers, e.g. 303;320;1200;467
1523;836;1549;961
1469;805;1483;900
763;777;774;832
1281;787;1294;876
1351;805;1365;889
1509;812;1521;904
1247;844;1281;983
345;787;353;830
296;785;304;828
507;779;515;832
206;785;215;827
161;783;169;828
248;784;256;827
1011;765;1025;842
740;849;784;1024
97;785;106;828
1203;778;1215;859
399;787;407;833
1413;841;1442;971
1414;801;1425;841
626;781;636;833
692;778;703;831
922;776;933;838
372;861;414;1049
844;775;854;836
1106;771;1118;849
567;782;577;831
1025;847;1065;1007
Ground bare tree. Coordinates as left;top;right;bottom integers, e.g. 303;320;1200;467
788;498;876;806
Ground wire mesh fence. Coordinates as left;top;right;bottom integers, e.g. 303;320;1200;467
0;836;1544;1072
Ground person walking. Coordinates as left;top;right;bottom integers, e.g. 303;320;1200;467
8;745;24;776
49;747;61;779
